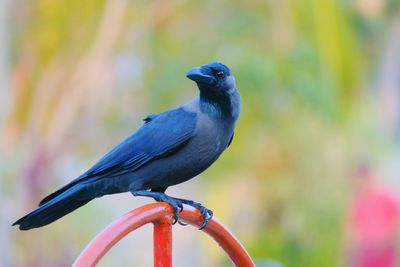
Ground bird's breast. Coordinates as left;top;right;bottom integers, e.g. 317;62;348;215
191;112;233;159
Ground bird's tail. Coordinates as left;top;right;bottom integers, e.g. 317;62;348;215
12;185;94;230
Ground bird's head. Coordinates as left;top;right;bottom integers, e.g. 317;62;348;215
186;62;236;94
186;62;240;119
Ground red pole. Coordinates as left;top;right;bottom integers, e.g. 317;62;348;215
73;203;255;267
153;220;172;267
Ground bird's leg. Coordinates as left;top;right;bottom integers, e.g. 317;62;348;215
168;197;213;230
131;190;183;224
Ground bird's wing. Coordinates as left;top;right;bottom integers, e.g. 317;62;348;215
86;108;196;177
39;107;197;206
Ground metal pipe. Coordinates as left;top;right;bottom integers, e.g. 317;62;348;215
72;202;255;267
153;220;172;267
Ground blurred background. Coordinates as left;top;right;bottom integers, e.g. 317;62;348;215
1;0;400;266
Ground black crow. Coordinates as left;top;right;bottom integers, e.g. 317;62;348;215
13;62;241;230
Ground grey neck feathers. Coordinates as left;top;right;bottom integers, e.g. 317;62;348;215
199;88;240;122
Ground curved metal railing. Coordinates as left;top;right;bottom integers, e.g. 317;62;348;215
73;202;255;267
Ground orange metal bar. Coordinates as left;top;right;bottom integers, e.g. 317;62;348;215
72;202;255;267
153;220;172;267
179;206;255;267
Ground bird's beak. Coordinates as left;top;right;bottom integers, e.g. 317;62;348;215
186;66;216;86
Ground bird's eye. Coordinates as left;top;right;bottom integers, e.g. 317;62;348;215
216;71;225;78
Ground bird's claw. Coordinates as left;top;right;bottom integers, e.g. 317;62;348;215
176;204;187;225
152;194;183;225
170;202;183;225
198;206;213;230
171;202;187;225
164;198;212;228
175;199;213;230
169;202;190;226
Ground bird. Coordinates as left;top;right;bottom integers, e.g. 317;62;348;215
13;62;241;231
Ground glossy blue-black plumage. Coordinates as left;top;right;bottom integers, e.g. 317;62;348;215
39;108;197;206
13;62;240;230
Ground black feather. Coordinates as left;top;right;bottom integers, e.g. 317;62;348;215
13;185;93;230
38;107;196;207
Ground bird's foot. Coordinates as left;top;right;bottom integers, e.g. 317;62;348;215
170;198;213;230
132;190;183;224
132;191;213;229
